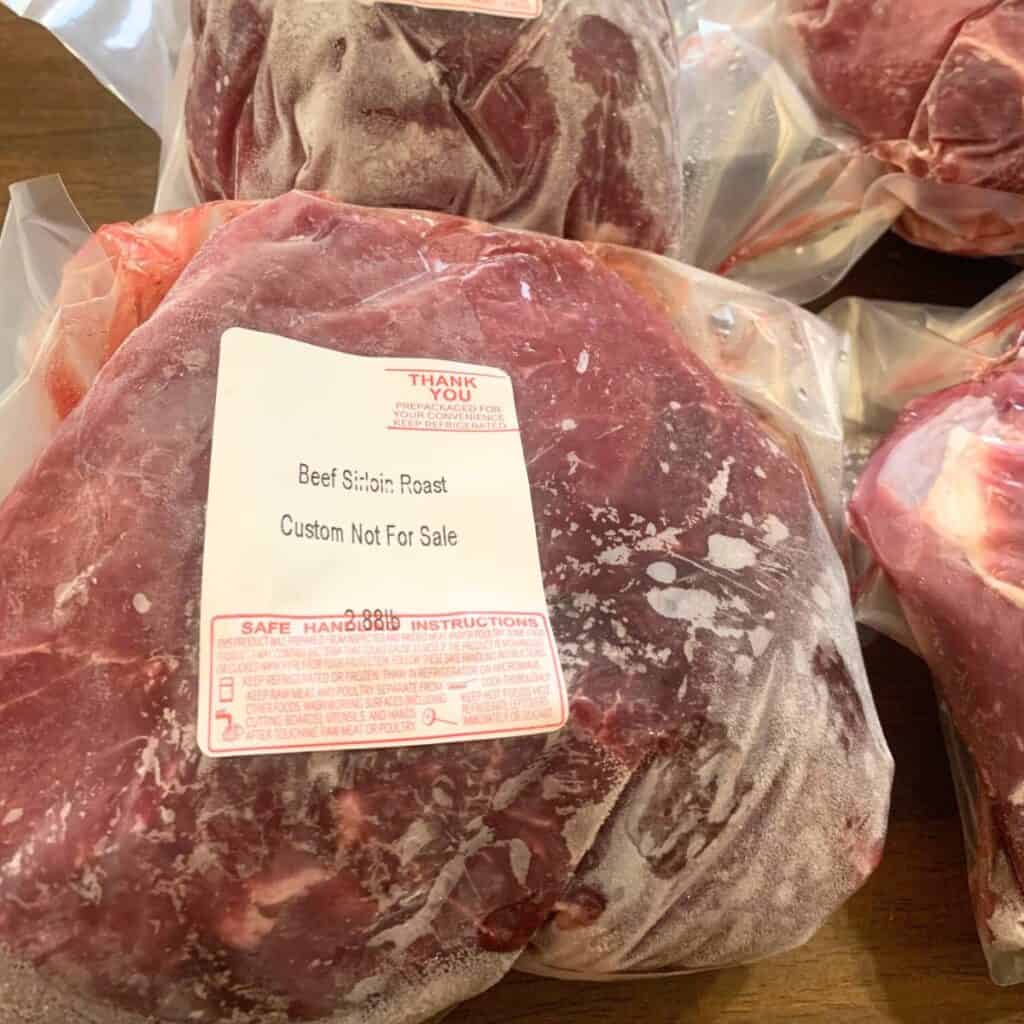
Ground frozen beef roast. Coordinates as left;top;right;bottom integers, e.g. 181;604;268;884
0;194;890;1021
851;358;1024;964
185;0;683;254
789;0;1024;251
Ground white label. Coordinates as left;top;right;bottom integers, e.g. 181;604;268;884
374;0;542;19
198;328;566;757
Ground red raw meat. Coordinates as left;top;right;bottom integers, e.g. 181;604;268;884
789;0;1024;249
851;359;1024;960
184;0;683;255
0;193;889;1021
525;394;890;973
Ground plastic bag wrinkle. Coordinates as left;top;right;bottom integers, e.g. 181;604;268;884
178;0;684;257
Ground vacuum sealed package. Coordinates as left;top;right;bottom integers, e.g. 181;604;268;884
25;0;687;257
177;0;685;257
787;0;1024;256
675;0;1024;270
833;272;1024;984
0;0;931;302
0;183;892;1020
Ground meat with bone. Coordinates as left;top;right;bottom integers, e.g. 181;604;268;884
0;193;890;1020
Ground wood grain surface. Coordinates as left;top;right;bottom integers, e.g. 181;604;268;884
2;7;1023;1022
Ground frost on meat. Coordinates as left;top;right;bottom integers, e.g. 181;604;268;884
525;394;891;975
0;194;890;1021
185;0;683;255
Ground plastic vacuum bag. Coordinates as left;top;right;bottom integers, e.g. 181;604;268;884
1;0;189;132
0;177;92;501
0;0;946;302
680;0;1024;264
4;0;688;254
834;271;1024;984
178;0;685;257
669;1;900;301
0;183;891;1018
0;176;251;499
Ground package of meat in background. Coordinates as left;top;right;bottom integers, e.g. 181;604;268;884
3;0;686;256
0;181;891;1021
831;272;1024;984
676;1;1024;275
0;0;940;303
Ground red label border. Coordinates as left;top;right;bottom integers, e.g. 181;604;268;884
207;611;566;755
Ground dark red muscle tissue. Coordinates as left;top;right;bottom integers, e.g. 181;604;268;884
789;0;1024;251
185;0;683;255
0;194;890;1022
851;357;1024;964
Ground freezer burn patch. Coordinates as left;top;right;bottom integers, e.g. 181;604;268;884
199;328;566;758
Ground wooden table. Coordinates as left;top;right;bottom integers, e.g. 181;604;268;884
2;8;1023;1022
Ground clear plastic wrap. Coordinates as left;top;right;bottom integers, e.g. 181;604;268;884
836;271;1024;983
2;0;188;132
0;176;91;500
0;176;251;501
5;0;983;303
671;6;900;302
0;186;891;1017
680;0;1024;264
178;0;685;258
